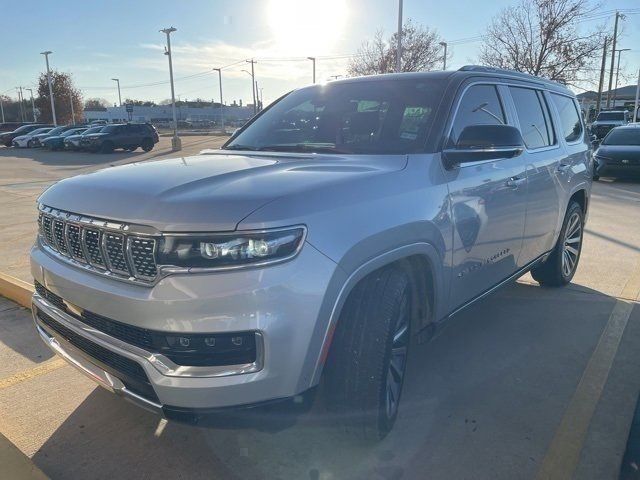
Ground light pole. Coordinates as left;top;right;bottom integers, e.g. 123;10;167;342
111;78;122;107
307;57;316;83
246;59;257;115
396;0;403;72
160;27;181;151
69;93;76;125
241;68;257;114
0;97;4;123
16;87;25;122
40;51;57;126
439;42;448;70
25;88;36;122
213;67;224;133
612;48;630;107
634;68;640;122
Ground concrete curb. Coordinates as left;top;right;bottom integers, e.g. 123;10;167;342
0;272;33;309
0;433;48;480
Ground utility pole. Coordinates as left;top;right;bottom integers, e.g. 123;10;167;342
307;57;316;83
255;81;259;111
259;88;264;110
596;37;608;115
439;42;448;70
634;68;640;122
606;12;623;108
213;68;224;133
69;94;75;124
396;0;403;72
246;59;257;115
160;27;181;151
25;88;36;122
16;87;25;122
40;51;57;126
0;97;4;123
111;78;122;106
612;48;630;107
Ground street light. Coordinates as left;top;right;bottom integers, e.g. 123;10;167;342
241;68;257;114
111;78;122;107
40;51;57;126
25;88;36;122
212;68;224;133
307;57;316;83
439;42;448;70
396;0;403;72
613;48;631;107
160;27;181;151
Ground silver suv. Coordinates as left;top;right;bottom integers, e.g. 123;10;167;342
31;66;591;440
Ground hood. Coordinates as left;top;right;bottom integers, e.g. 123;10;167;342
596;145;640;160
39;150;407;232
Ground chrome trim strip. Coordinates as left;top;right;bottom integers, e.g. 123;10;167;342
32;293;264;378
34;314;163;414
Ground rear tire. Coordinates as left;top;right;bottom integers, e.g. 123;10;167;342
324;265;412;441
141;138;154;152
531;201;584;286
100;141;114;154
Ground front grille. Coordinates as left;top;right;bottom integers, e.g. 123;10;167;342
38;205;158;283
36;307;159;403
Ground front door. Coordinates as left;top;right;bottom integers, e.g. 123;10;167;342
443;83;528;311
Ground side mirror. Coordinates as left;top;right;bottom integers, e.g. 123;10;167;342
442;124;525;169
590;134;600;148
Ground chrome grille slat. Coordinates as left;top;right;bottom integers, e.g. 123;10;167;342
37;206;158;284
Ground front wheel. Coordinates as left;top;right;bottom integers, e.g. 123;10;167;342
27;140;34;148
324;265;412;441
531;201;584;286
100;141;114;154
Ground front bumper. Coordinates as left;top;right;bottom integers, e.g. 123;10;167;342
30;241;339;412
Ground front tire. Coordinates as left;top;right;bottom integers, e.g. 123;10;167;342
324;265;412;441
141;138;154;152
531;201;584;286
100;141;114;154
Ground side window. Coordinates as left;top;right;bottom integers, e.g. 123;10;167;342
509;87;555;149
550;94;583;143
451;84;505;144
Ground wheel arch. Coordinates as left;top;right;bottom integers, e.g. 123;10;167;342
305;242;445;389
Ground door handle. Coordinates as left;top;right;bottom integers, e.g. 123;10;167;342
557;163;571;173
505;176;526;189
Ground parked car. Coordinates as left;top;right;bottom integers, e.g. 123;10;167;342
64;126;104;150
42;127;89;151
0;121;32;133
31;66;590;440
31;124;84;147
590;110;630;140
80;123;159;153
12;127;54;148
593;124;640;180
1;123;51;147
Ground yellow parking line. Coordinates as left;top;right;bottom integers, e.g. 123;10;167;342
0;358;67;391
535;299;636;480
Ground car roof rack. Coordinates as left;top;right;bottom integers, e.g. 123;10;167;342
458;65;560;86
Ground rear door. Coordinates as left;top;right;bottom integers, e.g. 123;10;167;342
443;82;528;311
505;86;563;266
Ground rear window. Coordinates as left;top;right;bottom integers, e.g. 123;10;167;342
597;112;625;121
550;94;583;143
602;128;640;146
224;79;444;154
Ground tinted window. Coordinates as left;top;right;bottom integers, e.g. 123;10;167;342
509;87;554;149
225;79;444;154
551;94;582;142
451;84;505;143
602;128;640;146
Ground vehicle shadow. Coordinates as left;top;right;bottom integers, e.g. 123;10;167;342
0;147;150;167
0;300;54;364
30;280;621;480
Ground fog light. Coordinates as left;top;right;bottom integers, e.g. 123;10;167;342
204;337;216;347
179;337;190;347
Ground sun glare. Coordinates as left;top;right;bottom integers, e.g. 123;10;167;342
267;0;348;55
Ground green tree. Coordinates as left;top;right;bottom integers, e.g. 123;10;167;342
35;71;83;124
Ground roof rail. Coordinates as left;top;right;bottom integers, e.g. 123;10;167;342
458;65;559;85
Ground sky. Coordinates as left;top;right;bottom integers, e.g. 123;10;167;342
1;0;639;107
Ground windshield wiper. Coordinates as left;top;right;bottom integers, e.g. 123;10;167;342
223;144;258;151
256;143;350;154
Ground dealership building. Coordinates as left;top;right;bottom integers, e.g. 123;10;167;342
83;104;255;125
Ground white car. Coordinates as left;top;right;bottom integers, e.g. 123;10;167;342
12;127;54;148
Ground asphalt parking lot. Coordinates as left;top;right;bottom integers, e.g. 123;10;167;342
1;145;640;479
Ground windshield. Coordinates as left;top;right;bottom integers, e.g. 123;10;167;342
224;79;444;154
596;112;625;121
46;126;66;135
82;127;104;135
62;128;86;137
602;128;640;146
28;128;52;136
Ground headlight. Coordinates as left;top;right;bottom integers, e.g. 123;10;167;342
157;227;306;270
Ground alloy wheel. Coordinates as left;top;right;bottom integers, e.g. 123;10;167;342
385;292;410;420
562;211;582;278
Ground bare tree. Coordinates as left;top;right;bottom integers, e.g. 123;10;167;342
348;20;446;76
478;0;605;86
